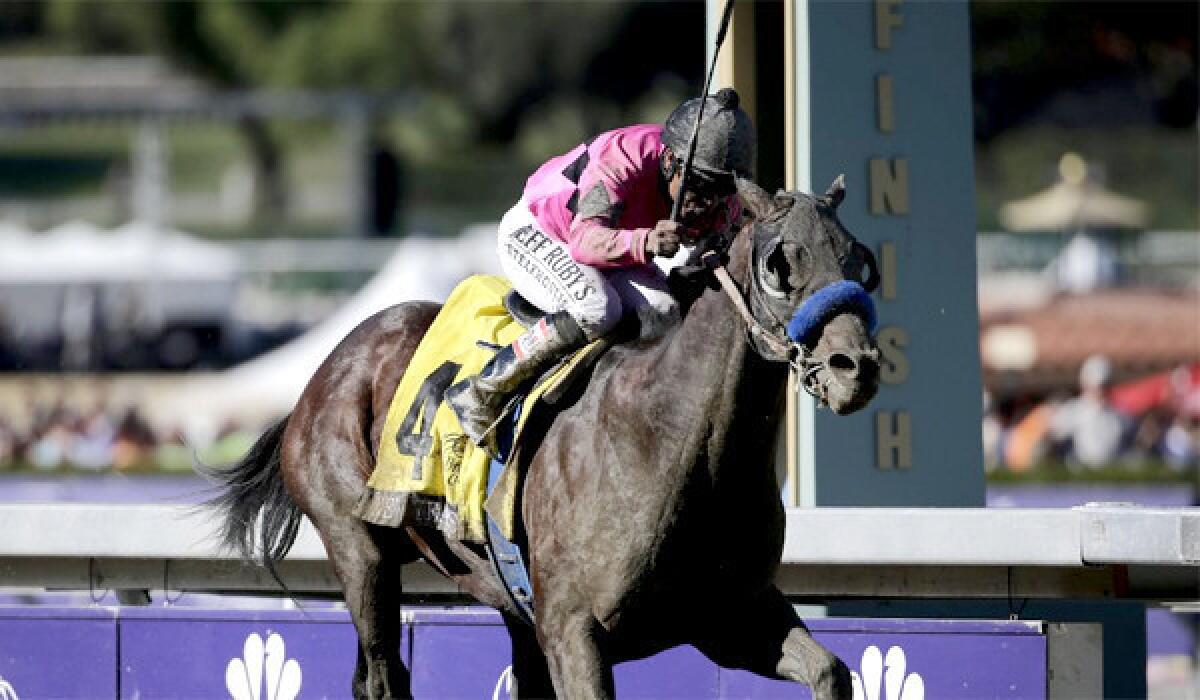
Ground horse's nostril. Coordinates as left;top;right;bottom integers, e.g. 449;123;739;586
828;352;879;382
829;353;856;372
859;353;880;381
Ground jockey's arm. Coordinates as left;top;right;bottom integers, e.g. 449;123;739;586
564;183;651;268
564;186;737;267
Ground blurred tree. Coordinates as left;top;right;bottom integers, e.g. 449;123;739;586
47;0;292;224
47;0;640;137
972;1;1197;141
409;3;627;142
24;1;1196;150
0;1;44;46
41;0;645;222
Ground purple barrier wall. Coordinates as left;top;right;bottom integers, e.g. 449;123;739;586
119;609;361;700
986;482;1195;508
0;474;209;504
0;606;1049;699
724;618;1046;699
0;607;117;699
411;610;723;699
413;609;1047;699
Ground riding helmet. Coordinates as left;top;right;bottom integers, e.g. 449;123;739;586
662;87;756;181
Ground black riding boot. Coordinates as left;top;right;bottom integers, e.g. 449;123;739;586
445;311;588;449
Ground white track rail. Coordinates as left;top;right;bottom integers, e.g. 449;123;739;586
0;504;1195;601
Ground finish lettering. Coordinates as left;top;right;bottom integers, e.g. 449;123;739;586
874;0;904;51
876;326;909;385
876;74;895;133
875;411;913;469
880;241;898;300
869;158;909;215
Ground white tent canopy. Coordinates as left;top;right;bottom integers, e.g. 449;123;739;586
163;225;504;431
0;219;240;283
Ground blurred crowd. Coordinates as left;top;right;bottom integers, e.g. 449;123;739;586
985;356;1200;475
0;399;259;473
3;356;1196;477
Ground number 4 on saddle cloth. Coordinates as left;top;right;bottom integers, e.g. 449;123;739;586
355;275;599;616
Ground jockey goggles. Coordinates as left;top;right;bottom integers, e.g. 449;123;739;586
679;161;738;199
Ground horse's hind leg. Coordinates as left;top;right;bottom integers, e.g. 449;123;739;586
693;585;852;700
323;519;419;699
539;611;615;699
502;613;554;699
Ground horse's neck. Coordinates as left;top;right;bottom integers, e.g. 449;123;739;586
650;233;789;477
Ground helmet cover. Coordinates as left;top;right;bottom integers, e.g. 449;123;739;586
663;87;756;182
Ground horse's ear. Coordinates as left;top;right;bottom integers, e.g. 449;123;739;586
823;174;846;209
736;177;773;220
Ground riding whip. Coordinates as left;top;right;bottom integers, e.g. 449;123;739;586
669;0;737;224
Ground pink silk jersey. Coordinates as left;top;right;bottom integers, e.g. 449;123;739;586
523;124;740;270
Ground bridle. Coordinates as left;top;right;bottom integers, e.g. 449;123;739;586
694;211;881;403
698;234;827;399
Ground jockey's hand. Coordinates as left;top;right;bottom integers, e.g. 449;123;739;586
645;220;696;258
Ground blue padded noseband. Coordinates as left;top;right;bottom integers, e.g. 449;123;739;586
786;280;877;345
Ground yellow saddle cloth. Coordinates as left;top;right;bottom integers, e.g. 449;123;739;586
354;274;591;543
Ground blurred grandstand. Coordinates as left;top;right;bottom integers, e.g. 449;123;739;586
0;2;1194;479
0;3;1194;693
977;154;1198;477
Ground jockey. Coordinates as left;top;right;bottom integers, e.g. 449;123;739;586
446;87;756;448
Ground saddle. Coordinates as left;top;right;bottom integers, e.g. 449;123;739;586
355;275;613;625
356;275;603;541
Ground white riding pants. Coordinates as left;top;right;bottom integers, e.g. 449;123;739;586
496;199;677;340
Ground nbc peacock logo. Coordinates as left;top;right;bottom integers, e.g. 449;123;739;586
492;664;514;700
850;645;925;700
0;675;18;700
225;632;302;700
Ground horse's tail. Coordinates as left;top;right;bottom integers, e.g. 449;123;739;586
196;415;301;591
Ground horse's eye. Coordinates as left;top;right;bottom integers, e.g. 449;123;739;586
765;244;793;294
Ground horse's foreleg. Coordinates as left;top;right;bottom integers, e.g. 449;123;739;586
775;623;853;700
502;613;554;699
539;612;614;700
694;586;852;700
324;520;417;700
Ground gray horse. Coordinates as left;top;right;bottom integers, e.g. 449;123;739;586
200;176;880;699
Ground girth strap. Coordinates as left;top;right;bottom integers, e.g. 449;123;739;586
484;403;536;626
